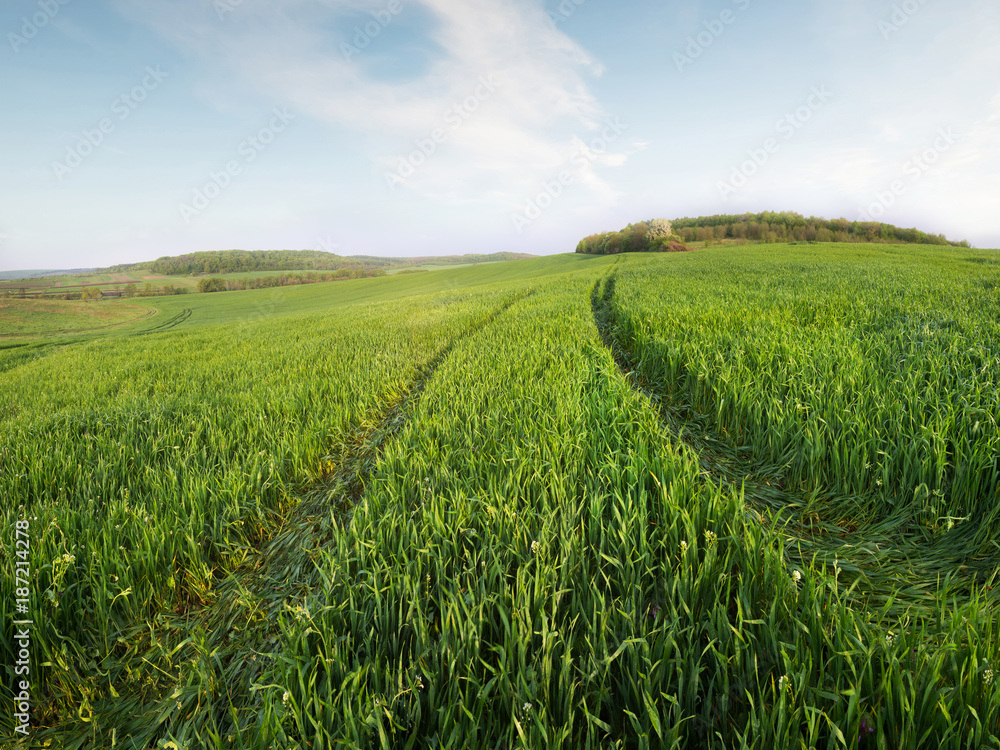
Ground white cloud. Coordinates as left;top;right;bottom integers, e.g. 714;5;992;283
881;123;901;142
113;0;625;202
989;93;1000;123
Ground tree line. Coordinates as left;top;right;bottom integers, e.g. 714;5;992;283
671;212;970;247
107;250;374;276
102;250;535;277
196;268;386;293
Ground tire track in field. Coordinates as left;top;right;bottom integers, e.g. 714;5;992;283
96;289;534;748
133;306;192;335
589;264;997;612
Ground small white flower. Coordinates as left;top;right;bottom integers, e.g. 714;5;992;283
777;675;789;693
416;676;424;690
282;691;289;703
984;668;994;685
531;541;539;555
680;540;689;554
791;570;802;584
523;702;532;712
704;530;717;548
885;633;895;646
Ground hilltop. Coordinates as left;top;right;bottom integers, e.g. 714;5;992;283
576;212;971;255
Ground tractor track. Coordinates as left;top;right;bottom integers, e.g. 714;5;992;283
62;290;535;748
589;262;999;613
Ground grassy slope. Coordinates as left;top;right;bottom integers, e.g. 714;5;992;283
1;246;998;748
0;255;600;377
0;254;598;338
0;298;154;337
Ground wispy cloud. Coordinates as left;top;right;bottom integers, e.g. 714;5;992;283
113;0;625;201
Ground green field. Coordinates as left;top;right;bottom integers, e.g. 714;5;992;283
0;254;534;297
1;245;998;748
0;298;155;337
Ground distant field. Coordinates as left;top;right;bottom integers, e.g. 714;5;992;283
387;260;508;274
0;255;535;296
1;245;998;748
0;268;324;295
0;253;599;344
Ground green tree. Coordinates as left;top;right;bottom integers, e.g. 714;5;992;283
197;277;228;293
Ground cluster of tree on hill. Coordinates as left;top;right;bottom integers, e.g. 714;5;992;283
196;268;386;293
671;212;970;247
575;219;690;255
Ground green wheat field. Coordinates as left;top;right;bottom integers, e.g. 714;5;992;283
2;243;999;748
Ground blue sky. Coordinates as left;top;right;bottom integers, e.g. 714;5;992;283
1;0;997;270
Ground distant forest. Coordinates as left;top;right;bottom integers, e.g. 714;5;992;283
671;212;970;247
105;250;377;276
196;268;385;293
102;250;533;276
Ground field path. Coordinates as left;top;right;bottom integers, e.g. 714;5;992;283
589;261;997;616
82;290;535;747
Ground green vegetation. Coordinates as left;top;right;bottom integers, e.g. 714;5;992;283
672;211;971;246
195;277;228;293
105;249;535;277
0;298;153;337
1;252;533;301
575;218;688;255
137;249;379;276
194;268;388;294
1;244;998;748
